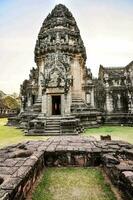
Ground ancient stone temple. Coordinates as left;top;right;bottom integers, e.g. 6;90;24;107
17;4;101;135
95;61;133;124
8;4;133;134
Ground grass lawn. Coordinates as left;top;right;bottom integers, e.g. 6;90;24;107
32;167;117;200
0;118;49;148
0;118;133;148
83;126;133;143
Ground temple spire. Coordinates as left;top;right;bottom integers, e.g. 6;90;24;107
35;4;86;63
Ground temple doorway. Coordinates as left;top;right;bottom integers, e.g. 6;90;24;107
52;95;61;115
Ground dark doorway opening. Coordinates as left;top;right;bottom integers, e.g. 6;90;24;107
52;96;61;115
32;95;35;105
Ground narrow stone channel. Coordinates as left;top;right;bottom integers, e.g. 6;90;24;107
31;167;118;200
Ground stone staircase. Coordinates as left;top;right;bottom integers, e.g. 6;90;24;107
27;115;81;136
71;97;101;128
71;97;96;113
32;97;42;113
45;117;61;135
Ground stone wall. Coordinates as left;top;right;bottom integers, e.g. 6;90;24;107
98;62;133;115
0;136;133;200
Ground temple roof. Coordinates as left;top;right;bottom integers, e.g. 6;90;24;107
126;61;133;69
34;4;86;62
99;61;133;80
99;65;126;79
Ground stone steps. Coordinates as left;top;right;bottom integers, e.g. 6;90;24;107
45;124;60;127
45;130;60;134
71;104;96;113
32;97;42;113
27;116;80;135
45;118;61;135
46;122;60;125
71;97;101;128
45;127;60;131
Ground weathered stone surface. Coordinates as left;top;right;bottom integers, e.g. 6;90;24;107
73;154;85;166
0;167;18;175
0;189;9;200
102;154;120;165
121;171;133;183
101;135;111;141
12;166;31;179
98;62;133;122
9;3;102;135
0;136;132;199
1;178;22;190
125;149;133;160
0;159;18;167
120;171;133;199
115;162;133;172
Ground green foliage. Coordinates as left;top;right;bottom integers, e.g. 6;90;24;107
0;90;6;98
32;167;117;200
3;96;20;109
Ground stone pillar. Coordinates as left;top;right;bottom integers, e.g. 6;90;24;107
86;93;91;104
72;56;82;98
117;94;121;111
20;96;24;113
128;92;133;113
106;89;113;113
61;94;65;116
37;60;44;99
91;87;95;107
42;93;47;115
47;94;52;116
66;34;69;43
64;90;71;115
130;100;133;113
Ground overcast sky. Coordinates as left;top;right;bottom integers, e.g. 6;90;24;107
0;0;133;94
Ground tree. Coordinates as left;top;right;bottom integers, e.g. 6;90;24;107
0;90;6;99
3;96;20;110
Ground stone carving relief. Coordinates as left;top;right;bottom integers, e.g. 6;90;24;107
41;51;73;94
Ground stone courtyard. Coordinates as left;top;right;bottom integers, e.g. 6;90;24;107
0;136;133;199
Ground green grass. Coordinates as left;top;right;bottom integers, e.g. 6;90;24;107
0;118;49;148
32;167;117;200
84;126;133;143
0;118;133;148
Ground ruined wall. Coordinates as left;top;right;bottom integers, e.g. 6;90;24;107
0;137;133;200
96;62;133;115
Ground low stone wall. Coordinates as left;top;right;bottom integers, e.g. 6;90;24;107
0;136;133;200
0;143;45;199
104;113;133;126
102;152;133;200
60;118;81;135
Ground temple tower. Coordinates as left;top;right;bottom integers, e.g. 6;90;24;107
34;4;87;117
19;4;100;135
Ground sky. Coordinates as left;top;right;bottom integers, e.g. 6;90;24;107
0;0;133;94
